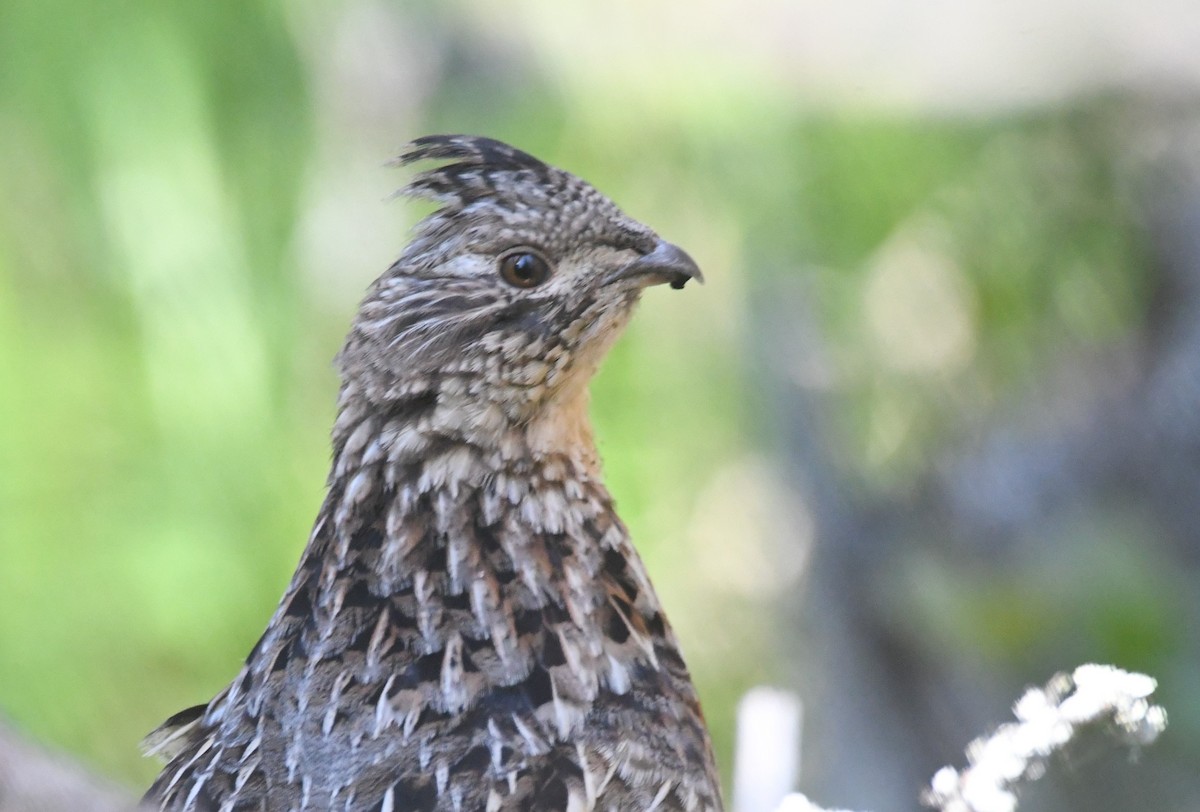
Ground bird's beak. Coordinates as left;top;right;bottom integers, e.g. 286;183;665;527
613;240;705;290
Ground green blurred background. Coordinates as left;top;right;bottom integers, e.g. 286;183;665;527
2;1;1199;809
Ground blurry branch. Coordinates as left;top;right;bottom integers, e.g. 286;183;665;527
734;688;803;812
0;720;136;812
736;666;1166;812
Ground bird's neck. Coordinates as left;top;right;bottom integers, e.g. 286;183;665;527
329;379;602;481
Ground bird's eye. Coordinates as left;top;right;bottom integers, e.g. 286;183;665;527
499;250;552;289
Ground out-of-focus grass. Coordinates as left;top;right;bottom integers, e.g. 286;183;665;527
0;0;1176;796
0;0;319;785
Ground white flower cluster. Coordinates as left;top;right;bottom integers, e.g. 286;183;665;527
753;664;1165;812
922;664;1167;812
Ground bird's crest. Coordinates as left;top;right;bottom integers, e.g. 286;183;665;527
396;134;562;209
389;134;649;261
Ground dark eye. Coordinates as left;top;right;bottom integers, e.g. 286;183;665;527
499;250;552;289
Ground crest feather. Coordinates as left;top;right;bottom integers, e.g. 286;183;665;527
396;134;559;207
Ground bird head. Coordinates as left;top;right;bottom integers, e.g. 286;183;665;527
336;135;701;450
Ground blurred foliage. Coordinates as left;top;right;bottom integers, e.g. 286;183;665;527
0;0;1189;801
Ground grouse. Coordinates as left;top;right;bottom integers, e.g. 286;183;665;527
143;135;723;812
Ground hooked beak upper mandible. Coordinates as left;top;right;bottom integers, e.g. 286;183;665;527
616;240;705;290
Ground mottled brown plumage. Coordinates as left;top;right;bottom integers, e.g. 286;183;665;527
142;135;721;812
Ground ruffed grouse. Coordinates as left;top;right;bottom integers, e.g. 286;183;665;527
142;135;722;812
